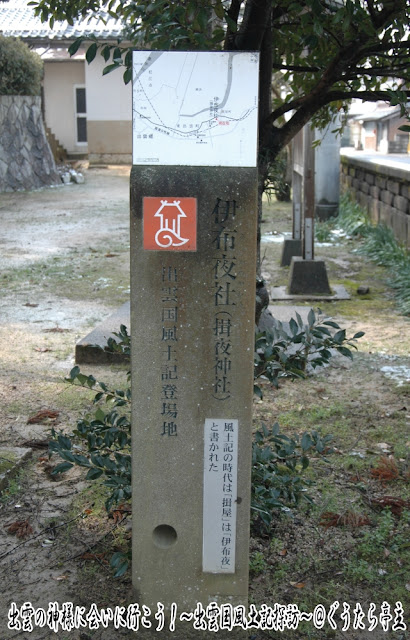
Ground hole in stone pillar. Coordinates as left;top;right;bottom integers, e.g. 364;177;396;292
152;524;177;549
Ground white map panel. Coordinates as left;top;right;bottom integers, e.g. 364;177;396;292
132;51;259;167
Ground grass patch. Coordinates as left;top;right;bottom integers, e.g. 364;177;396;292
0;249;130;307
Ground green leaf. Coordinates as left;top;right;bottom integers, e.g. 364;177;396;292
103;63;120;76
289;318;298;336
86;468;103;480
102;45;111;62
68;38;83;57
333;329;346;344
323;320;340;328
254;384;263;399
86;43;98;64
353;331;365;339
52;461;73;474
214;0;224;20
307;308;316;327
336;346;353;359
301;432;313;451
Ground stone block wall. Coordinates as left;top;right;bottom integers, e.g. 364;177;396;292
0;96;60;192
340;154;410;247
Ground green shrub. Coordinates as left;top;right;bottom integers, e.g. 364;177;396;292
254;308;364;398
251;422;333;531
0;35;43;95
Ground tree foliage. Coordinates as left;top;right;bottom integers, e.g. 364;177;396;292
0;35;43;95
30;0;410;166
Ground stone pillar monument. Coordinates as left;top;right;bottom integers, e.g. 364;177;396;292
130;51;259;614
288;124;331;295
315;120;341;220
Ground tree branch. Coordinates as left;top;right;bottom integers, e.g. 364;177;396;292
272;62;321;73
232;0;272;50
224;0;242;49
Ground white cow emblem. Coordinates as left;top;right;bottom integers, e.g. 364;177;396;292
154;200;189;248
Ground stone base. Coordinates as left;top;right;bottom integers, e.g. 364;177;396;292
280;238;302;266
315;203;338;220
75;302;130;364
288;257;332;295
270;284;350;301
0;447;32;492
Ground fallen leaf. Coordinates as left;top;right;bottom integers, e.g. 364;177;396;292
52;575;68;581
370;456;399;483
42;539;54;546
5;520;33;538
34;347;51;352
105;253;119;258
80;552;108;564
279;549;287;556
22;439;50;448
42;327;70;333
24;303;38;307
27;409;59;424
370;496;410;517
290;582;306;589
320;511;370;529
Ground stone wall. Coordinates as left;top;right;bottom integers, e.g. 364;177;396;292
340;154;410;247
0;95;60;192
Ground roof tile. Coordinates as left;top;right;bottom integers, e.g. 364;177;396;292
0;0;124;40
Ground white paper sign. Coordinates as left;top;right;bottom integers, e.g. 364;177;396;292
203;418;238;573
132;51;259;167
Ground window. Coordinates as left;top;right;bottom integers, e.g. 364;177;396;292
75;86;87;144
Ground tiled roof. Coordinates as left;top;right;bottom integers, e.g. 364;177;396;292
0;0;124;40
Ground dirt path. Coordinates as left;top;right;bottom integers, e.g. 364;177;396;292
0;169;409;640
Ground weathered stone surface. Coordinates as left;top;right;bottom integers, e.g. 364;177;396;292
357;285;370;295
358;192;370;210
379;203;394;227
0;96;60;192
387;179;400;195
393;194;409;214
391;209;409;245
280;238;302;266
369;185;380;199
369;199;380;224
400;184;410;199
130;166;257;610
360;181;369;194
288;257;331;295
365;172;375;185
380;189;393;206
375;175;387;189
0;447;32;492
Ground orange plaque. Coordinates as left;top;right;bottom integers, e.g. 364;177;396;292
143;197;197;251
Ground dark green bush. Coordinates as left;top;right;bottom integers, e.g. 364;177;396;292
0;35;43;95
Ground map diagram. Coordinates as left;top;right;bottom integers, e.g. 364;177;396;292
132;51;259;167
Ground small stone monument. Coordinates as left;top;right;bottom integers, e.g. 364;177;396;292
288;125;331;295
130;51;259;613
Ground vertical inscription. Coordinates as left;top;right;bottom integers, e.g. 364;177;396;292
211;199;238;401
160;266;179;437
203;418;238;573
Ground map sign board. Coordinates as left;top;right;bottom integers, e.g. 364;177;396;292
132;51;259;167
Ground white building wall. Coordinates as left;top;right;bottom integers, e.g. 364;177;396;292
85;56;132;162
43;60;86;155
85;55;132;121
